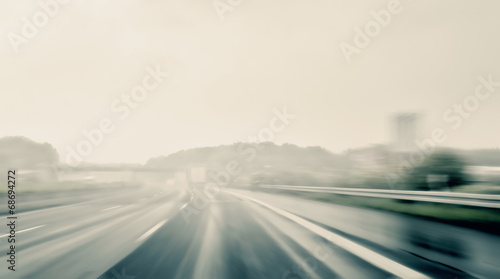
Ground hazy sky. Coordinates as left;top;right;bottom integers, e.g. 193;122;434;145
1;0;499;163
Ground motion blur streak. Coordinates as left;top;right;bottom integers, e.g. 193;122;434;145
226;191;429;279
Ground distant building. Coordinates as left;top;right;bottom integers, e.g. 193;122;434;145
392;113;421;153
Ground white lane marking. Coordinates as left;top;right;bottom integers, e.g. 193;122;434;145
101;205;121;212
47;204;133;235
51;225;76;235
226;191;430;279
135;219;168;242
0;225;46;238
0;201;90;220
178;189;194;210
179;202;189;210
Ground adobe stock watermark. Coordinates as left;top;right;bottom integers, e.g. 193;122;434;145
180;107;297;224
7;0;71;53
340;0;408;63
385;74;500;187
51;65;170;180
282;235;339;279
213;0;245;21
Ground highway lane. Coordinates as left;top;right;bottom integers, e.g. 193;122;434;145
0;183;190;279
0;186;147;216
1;184;496;278
100;191;388;279
228;189;500;279
99;189;471;279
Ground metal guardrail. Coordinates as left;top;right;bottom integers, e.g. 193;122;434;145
259;185;500;209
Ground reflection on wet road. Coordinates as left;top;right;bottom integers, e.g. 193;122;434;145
1;185;498;278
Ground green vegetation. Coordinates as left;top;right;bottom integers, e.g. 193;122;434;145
147;142;350;187
148;143;500;190
404;151;469;190
0;136;59;170
2;136;500;194
453;184;500;195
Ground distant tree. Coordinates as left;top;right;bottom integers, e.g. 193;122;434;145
406;151;468;190
460;149;500;166
0;136;59;169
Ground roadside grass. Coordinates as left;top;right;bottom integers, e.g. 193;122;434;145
260;188;500;235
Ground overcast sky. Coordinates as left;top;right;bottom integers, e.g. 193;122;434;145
1;0;499;163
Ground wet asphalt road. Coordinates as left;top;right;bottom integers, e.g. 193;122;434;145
1;185;498;278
